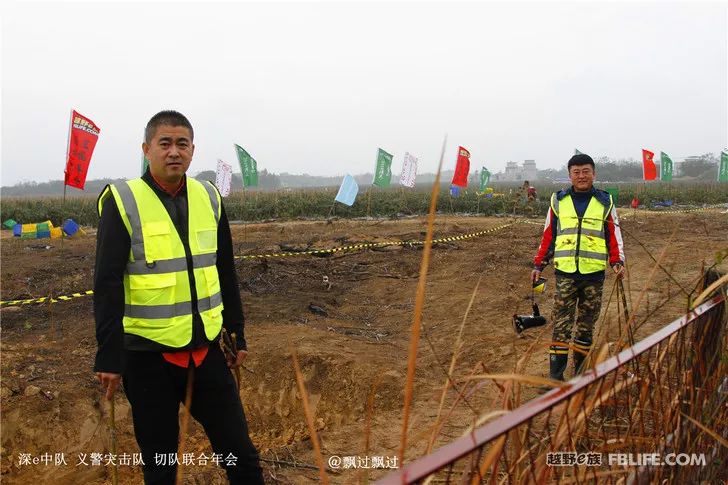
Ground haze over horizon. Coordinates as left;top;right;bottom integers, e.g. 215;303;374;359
2;1;727;186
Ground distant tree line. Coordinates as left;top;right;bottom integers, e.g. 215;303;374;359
1;153;721;197
537;153;720;182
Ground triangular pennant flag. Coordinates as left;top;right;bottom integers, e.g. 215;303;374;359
64;110;101;190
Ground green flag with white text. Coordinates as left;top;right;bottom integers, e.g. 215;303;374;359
719;150;728;182
141;130;149;175
372;148;393;188
479;167;490;192
660;152;673;181
234;144;258;187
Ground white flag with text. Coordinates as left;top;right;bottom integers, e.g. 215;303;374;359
399;152;418;188
215;159;233;196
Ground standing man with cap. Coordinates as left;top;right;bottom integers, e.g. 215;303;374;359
93;110;264;484
531;153;625;381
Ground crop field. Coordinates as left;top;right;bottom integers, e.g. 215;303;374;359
2;182;728;227
0;190;727;483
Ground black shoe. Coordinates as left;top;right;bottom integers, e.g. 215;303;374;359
549;353;568;381
513;315;525;334
513;314;547;334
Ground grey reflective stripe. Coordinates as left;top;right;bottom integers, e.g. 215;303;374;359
579;250;607;261
125;292;222;319
198;291;223;312
125;300;192;319
201;181;220;222
560;227;605;239
554;249;606;261
127;253;217;275
115;182;146;264
552;195;561;233
554;250;577;259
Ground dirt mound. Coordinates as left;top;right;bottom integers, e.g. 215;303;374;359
2;214;727;483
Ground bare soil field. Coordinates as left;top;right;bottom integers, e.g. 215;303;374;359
1;211;727;484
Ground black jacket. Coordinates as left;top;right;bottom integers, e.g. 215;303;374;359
93;171;246;373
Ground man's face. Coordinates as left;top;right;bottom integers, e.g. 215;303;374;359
569;164;595;192
143;125;194;184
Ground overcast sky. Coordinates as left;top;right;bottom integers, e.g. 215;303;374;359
1;1;727;186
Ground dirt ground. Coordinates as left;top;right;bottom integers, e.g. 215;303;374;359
1;210;727;484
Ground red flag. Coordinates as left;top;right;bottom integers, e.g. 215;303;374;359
451;146;470;187
64;110;101;189
642;149;657;181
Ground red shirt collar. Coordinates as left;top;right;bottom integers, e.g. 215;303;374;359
150;171;186;197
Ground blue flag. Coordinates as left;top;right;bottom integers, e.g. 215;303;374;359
335;175;359;206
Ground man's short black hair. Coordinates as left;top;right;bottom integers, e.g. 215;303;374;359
144;110;194;144
568;153;595;170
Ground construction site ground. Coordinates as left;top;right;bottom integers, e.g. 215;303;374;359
1;211;727;484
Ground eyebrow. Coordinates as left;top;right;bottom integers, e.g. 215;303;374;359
157;136;190;143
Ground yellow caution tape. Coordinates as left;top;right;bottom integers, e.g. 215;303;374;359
0;290;95;307
6;207;723;308
620;206;726;217
0;221;519;307
236;221;518;260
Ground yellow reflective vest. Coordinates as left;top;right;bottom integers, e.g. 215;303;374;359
551;192;613;274
98;177;223;348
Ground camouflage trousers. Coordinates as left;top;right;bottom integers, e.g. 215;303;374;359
550;276;604;357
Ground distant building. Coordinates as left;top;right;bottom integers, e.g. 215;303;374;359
492;160;539;182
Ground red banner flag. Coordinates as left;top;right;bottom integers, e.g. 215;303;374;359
642;149;657;181
65;110;101;189
451;146;470;187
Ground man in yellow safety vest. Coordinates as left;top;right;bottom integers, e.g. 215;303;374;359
93;110;264;484
531;154;625;381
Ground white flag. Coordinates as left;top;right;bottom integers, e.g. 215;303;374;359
334;174;359;206
399;152;418;188
215;159;233;196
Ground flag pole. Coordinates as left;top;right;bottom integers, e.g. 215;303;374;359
367;186;372;219
61;109;73;250
242;185;247;242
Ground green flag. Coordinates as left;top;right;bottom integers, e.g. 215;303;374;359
575;148;583;155
605;187;619;206
479;167;491;192
372;148;393;188
234;144;258;187
141;130;149;175
660;152;673;181
719;150;728;182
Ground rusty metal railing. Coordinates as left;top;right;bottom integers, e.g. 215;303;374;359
376;288;727;484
